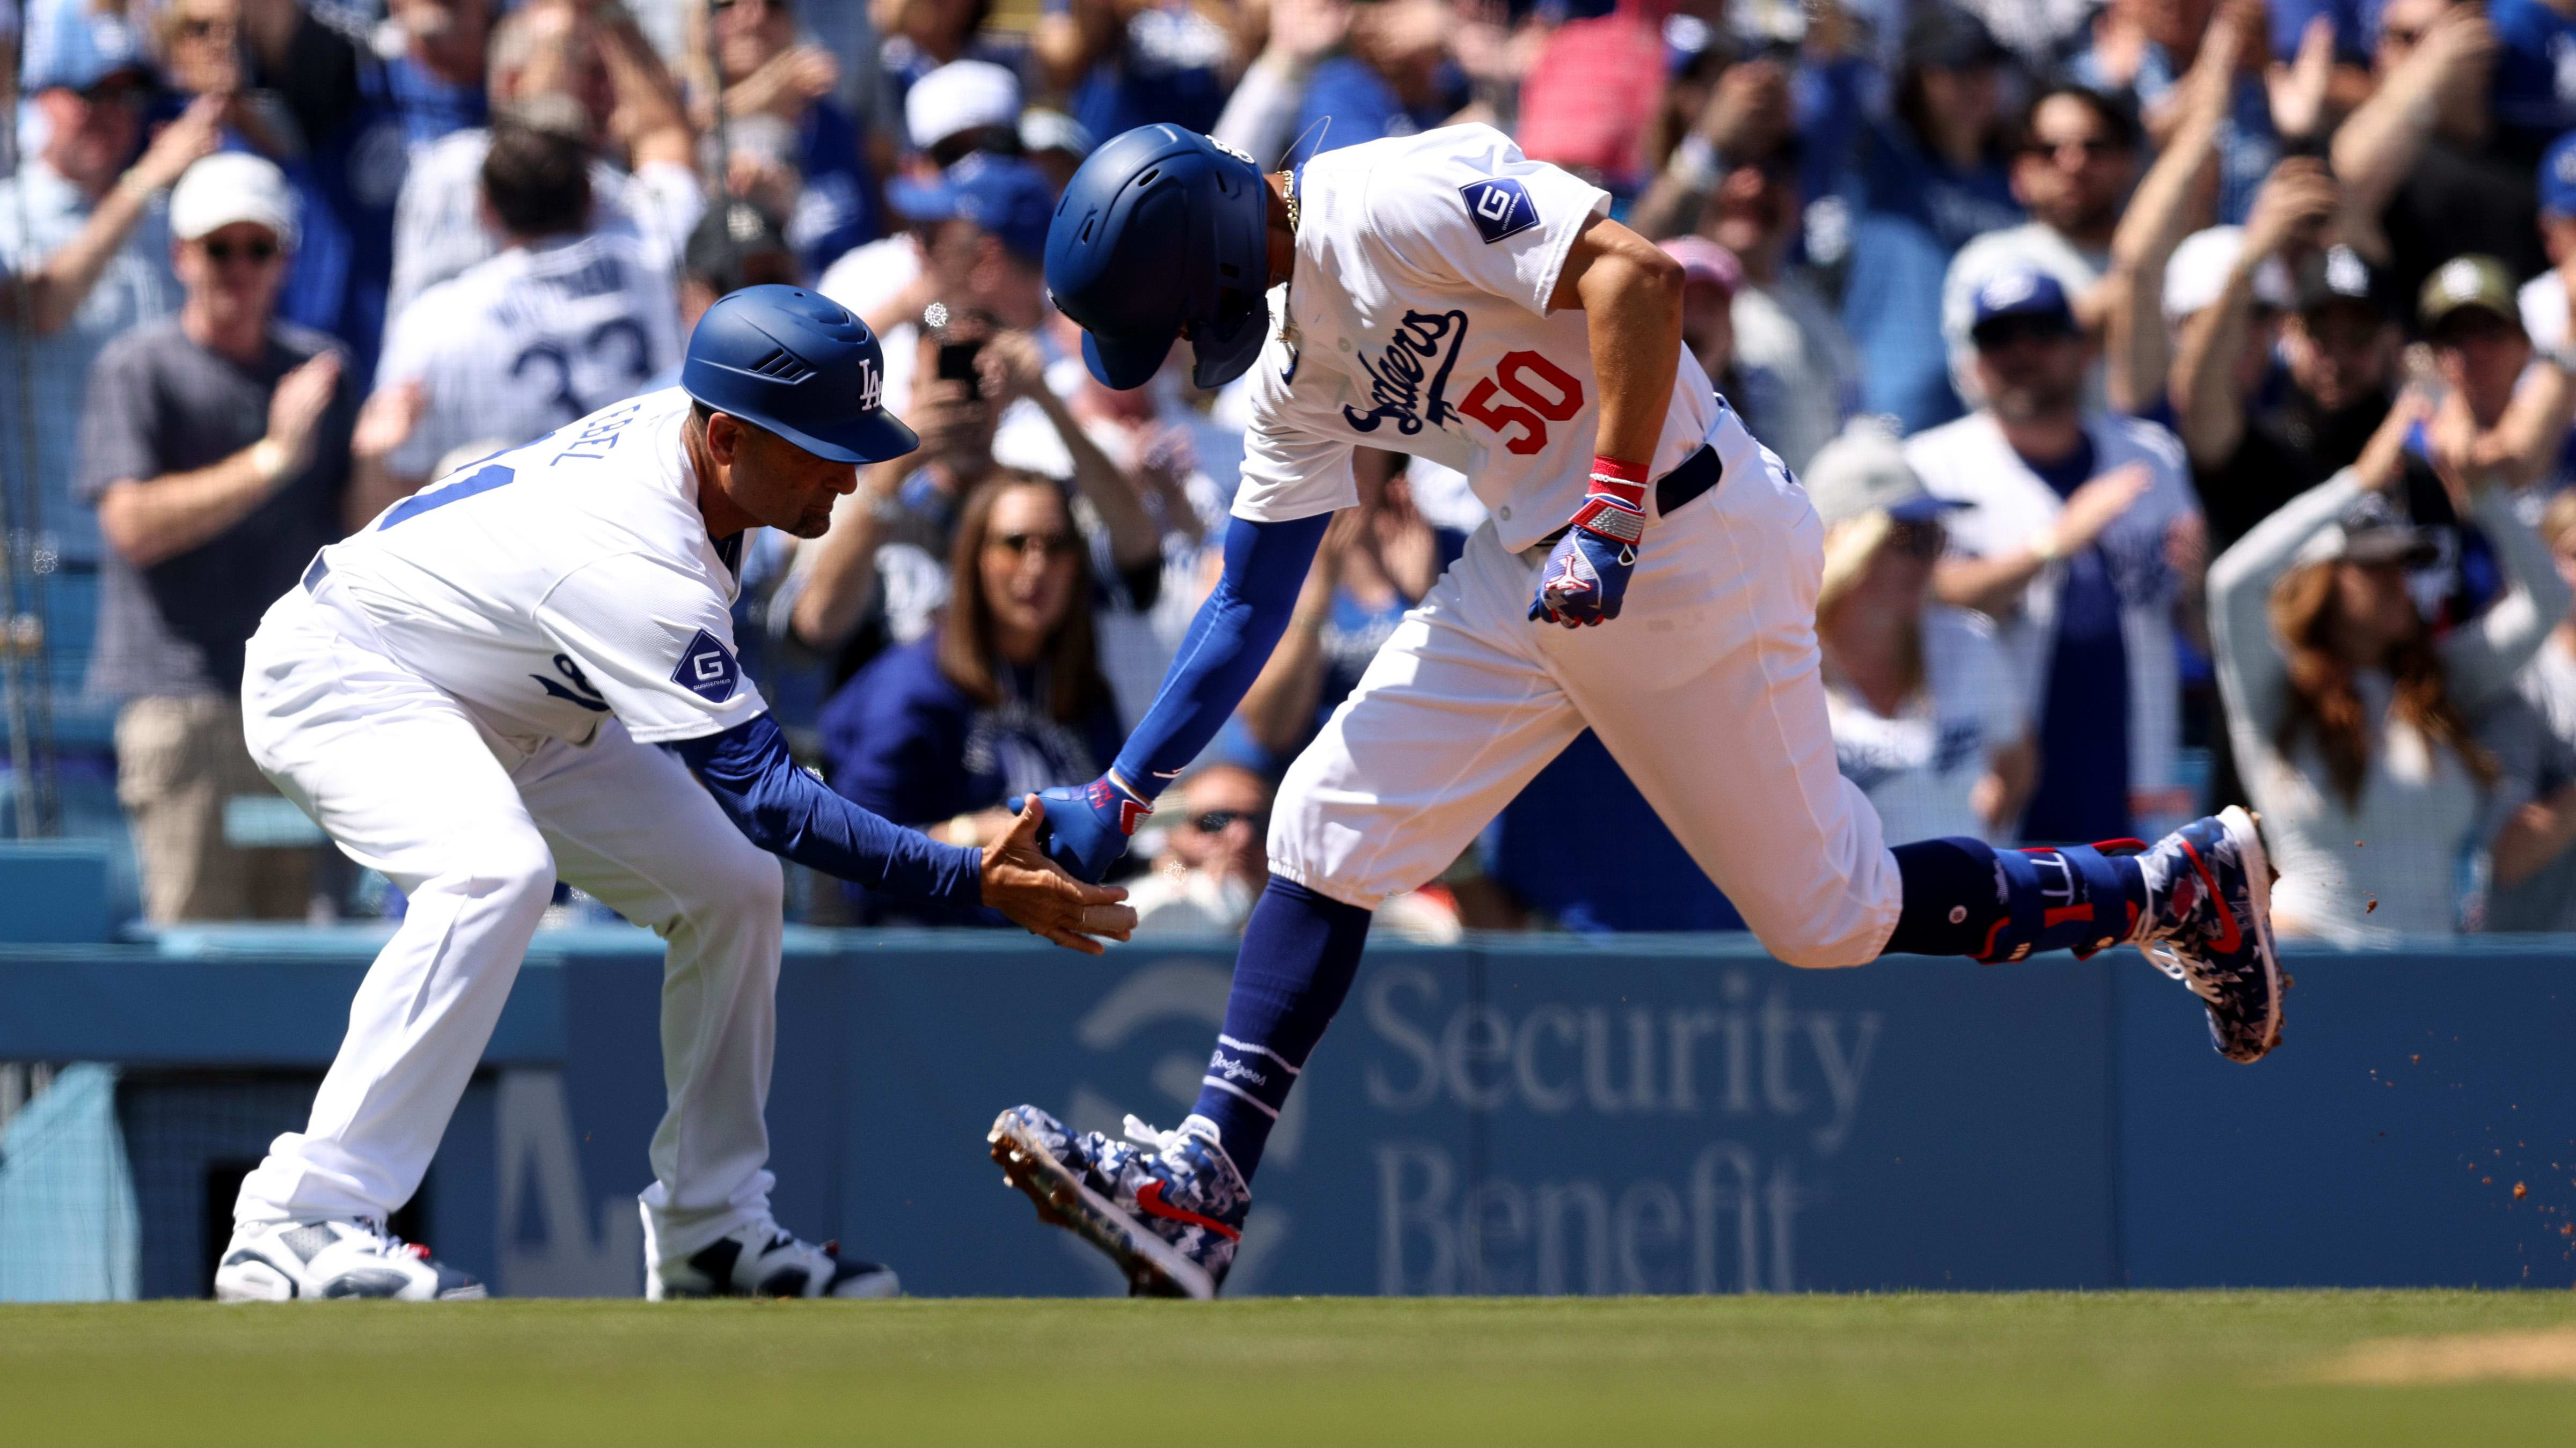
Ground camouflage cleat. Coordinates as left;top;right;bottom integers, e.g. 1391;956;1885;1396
988;1105;1248;1299
2130;806;2285;1063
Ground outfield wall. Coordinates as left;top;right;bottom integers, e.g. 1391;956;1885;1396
1;928;2569;1297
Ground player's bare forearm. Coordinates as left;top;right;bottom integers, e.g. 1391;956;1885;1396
1548;217;1684;468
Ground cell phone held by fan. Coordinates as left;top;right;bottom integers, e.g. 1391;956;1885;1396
937;338;985;399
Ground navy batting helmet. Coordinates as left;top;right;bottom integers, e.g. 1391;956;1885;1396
680;284;918;464
1045;124;1272;391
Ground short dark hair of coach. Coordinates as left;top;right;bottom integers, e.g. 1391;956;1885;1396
79;152;367;923
479;114;593;245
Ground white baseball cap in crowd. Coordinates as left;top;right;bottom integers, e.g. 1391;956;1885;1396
170;151;299;250
1018;106;1094;161
2162;225;2292;325
1801;416;1960;528
906;59;1021;151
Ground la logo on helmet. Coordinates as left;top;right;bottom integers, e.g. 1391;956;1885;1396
855;357;882;413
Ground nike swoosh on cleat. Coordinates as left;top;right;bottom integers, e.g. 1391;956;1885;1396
1135;1181;1241;1241
2177;838;2242;955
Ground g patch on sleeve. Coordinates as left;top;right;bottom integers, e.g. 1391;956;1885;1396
1458;177;1539;245
671;628;742;703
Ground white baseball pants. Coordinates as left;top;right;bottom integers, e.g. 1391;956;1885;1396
1268;428;1905;968
231;586;784;1262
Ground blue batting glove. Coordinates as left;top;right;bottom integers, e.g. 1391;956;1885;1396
1015;774;1152;883
1529;459;1648;628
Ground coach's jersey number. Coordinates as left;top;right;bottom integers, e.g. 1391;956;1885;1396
512;317;655;427
1458;351;1583;456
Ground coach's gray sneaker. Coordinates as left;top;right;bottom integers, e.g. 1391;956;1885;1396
646;1219;899;1300
215;1217;486;1302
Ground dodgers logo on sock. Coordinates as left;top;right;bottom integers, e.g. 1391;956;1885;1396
1459;177;1538;245
671;628;741;702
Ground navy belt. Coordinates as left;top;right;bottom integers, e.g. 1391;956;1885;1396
1535;443;1723;548
1653;442;1723;515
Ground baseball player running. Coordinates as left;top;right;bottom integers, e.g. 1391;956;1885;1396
985;124;2284;1300
215;286;1134;1303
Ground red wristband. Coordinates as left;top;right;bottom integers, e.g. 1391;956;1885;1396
1587;455;1649;509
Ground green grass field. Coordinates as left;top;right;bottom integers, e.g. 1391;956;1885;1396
7;1292;2574;1445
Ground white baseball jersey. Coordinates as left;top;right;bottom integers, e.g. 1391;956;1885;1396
1235;125;1719;552
375;230;682;480
387;128;703;324
1825;606;2025;844
304;387;765;748
1904;410;2198;832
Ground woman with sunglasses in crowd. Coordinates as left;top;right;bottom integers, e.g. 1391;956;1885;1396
1808;420;2035;846
820;472;1125;924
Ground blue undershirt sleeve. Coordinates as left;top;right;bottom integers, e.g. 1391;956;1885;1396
1113;512;1330;799
669;712;984;906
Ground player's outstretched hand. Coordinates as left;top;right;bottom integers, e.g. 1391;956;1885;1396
982;797;1136;954
1017;774;1150;883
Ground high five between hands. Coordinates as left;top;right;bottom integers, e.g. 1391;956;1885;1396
979;795;1137;953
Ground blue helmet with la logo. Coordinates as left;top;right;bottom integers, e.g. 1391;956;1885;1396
680;284;919;463
1046;124;1274;391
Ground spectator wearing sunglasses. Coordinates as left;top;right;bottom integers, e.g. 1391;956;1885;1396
77;153;374;923
819;473;1125;924
1809;419;2032;845
1941;84;2140;413
1908;268;2204;846
1123;763;1271;936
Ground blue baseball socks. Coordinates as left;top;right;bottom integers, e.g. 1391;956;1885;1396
1189;878;1372;1181
1884;836;2146;961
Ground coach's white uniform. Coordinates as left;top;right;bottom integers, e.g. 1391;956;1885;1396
233;389;786;1265
1243;126;1901;966
376;231;681;480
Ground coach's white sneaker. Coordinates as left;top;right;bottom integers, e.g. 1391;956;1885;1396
214;1218;486;1302
646;1220;899;1300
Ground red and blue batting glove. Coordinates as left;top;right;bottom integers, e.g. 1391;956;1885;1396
1529;457;1649;628
1015;773;1152;883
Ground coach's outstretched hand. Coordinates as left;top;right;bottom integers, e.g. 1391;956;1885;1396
983;797;1137;954
1018;774;1150;883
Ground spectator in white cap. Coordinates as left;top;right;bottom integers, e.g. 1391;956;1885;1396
1018;107;1095;191
820;58;1041;332
2164;157;2328;553
1808;418;2032;844
906;57;1021;165
77;151;371;922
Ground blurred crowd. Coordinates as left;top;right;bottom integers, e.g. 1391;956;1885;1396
7;0;2576;946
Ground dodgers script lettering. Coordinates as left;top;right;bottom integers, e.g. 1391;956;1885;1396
1343;309;1471;437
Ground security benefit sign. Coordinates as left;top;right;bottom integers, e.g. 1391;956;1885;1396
831;940;2123;1297
1272;944;2124;1296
